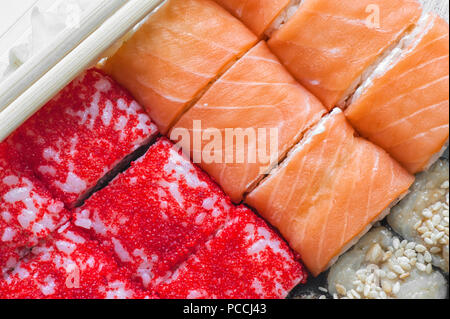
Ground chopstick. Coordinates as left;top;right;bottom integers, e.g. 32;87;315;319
0;0;165;143
0;0;127;112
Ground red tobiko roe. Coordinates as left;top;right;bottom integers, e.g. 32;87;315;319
0;222;155;299
0;143;70;272
155;206;307;299
74;137;306;298
6;68;158;207
73;137;238;288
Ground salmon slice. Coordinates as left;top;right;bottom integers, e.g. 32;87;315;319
245;109;415;276
213;0;291;36
103;0;257;134
171;41;326;203
346;14;449;174
267;0;422;109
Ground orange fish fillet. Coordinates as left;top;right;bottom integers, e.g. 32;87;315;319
346;14;449;174
245;109;414;276
213;0;290;36
172;41;326;203
103;0;257;134
267;0;422;109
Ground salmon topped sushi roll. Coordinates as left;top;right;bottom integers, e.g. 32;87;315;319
213;0;292;37
103;0;257;134
172;41;326;203
267;0;422;109
246;109;415;276
346;14;449;174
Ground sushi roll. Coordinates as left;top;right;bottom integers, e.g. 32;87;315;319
266;0;422;108
327;227;448;299
172;41;326;203
388;159;449;273
7;68;158;207
345;14;449;174
0;143;69;272
0;222;153;299
73;138;240;288
213;0;293;37
246;109;415;276
103;0;257;134
155;206;307;299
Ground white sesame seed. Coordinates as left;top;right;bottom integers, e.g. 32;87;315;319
423;231;432;238
392;282;401;295
423;251;433;263
415;245;427;253
435;232;444;240
387;272;397;280
335;284;346;296
351;290;361;299
417;253;425;263
394;248;404;258
363;284;370;297
399;272;410;279
416;262;427;272
381;280;392;293
393;238;400;250
426;263;433;274
404;249;416;258
432;215;442;225
430;246;441;254
422;209;433;218
318;286;328;293
393;265;405;275
417;226;428;234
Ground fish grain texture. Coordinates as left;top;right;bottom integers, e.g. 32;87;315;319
421;0;449;21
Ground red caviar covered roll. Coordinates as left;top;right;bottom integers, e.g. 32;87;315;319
155;206;307;299
73;138;238;288
7;68;158;207
0;223;153;299
0;144;69;272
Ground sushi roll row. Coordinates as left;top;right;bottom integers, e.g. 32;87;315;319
101;0;426;278
1;0;448;299
215;0;449;175
1;68;306;297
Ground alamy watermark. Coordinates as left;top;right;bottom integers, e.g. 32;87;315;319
171;121;280;174
366;4;381;29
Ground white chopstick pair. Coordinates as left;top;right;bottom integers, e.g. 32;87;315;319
0;0;164;142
